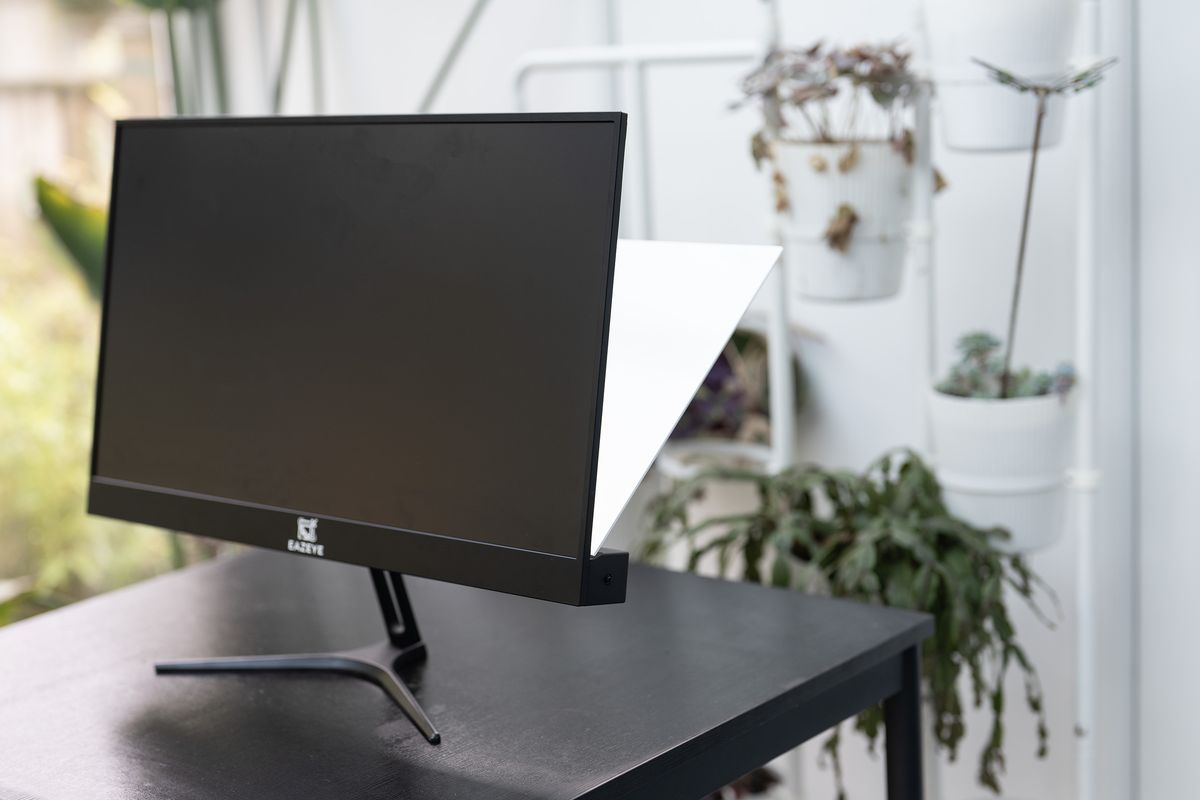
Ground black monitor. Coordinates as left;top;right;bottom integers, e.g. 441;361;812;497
88;114;629;743
89;113;629;608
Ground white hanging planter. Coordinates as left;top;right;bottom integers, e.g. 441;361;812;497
922;0;1080;151
928;390;1074;552
774;141;912;303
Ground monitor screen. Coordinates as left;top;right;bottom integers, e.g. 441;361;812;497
90;114;626;600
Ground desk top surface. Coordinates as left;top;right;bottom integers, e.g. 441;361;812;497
0;550;930;800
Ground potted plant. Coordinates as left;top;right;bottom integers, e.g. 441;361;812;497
929;58;1115;551
931;332;1075;551
740;42;922;302
920;0;1079;151
643;449;1052;797
671;331;773;445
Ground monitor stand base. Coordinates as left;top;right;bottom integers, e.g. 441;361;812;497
155;568;440;744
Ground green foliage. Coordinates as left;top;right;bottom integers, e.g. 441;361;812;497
0;231;203;626
937;331;1075;400
125;0;218;10
643;449;1053;797
34;176;107;299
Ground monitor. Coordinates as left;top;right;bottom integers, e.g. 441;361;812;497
90;113;629;606
86;113;782;741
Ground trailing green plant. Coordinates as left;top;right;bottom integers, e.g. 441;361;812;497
937;331;1075;400
643;449;1054;798
975;57;1116;397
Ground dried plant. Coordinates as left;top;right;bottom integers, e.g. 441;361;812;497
741;41;918;144
824;204;859;252
739;42;925;251
976;57;1117;397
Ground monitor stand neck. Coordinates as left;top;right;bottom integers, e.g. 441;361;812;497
155;567;440;744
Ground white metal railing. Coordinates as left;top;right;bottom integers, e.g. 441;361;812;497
511;39;799;477
513;40;762;241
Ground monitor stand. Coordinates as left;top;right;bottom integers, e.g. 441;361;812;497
155;568;440;744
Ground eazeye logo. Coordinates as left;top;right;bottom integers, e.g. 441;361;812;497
288;516;325;557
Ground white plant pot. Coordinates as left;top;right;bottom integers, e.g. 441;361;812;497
928;390;1074;552
922;0;1080;151
774;141;912;302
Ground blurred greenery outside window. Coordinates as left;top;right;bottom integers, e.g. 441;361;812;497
0;0;230;626
0;214;228;627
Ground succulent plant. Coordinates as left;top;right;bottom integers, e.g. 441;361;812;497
977;57;1116;397
936;331;1075;400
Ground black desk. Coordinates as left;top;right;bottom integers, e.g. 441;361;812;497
0;551;931;799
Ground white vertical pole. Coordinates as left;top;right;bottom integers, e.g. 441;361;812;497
911;80;937;454
757;0;799;790
910;78;942;800
761;0;782;50
766;260;795;474
759;0;793;476
620;60;652;239
601;0;621;108
1074;4;1102;800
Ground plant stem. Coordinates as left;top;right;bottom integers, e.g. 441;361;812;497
206;2;230;114
188;8;207;113
164;8;187;115
796;104;823;141
272;0;301;115
168;531;187;570
1001;91;1047;398
307;0;324;113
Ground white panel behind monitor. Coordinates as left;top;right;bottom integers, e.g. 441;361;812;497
590;240;782;554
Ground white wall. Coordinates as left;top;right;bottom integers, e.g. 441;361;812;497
217;1;1138;797
1137;0;1200;796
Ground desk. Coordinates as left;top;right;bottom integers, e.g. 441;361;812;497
0;551;931;799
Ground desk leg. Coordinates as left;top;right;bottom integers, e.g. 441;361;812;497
884;646;923;800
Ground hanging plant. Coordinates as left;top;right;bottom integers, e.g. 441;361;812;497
737;42;935;302
973;57;1116;397
741;41;918;212
643;449;1055;797
937;331;1075;400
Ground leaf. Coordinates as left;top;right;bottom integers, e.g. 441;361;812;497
639;449;1053;797
34;177;107;298
837;142;860;173
770;555;791;588
823;203;859;252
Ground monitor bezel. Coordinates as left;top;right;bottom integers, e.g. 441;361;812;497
87;112;628;606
